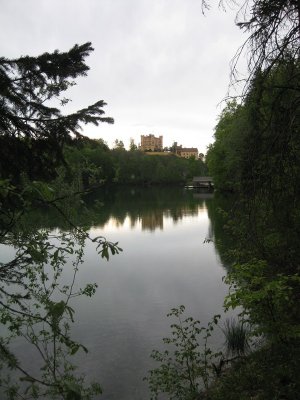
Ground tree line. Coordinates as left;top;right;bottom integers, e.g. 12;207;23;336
63;137;207;189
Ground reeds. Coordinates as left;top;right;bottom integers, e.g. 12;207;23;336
222;318;251;357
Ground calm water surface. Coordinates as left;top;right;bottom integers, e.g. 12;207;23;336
4;187;230;399
69;187;228;399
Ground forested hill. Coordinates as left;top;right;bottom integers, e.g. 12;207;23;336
62;138;207;187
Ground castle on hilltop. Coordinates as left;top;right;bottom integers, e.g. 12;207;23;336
172;142;199;159
140;134;163;151
139;135;200;159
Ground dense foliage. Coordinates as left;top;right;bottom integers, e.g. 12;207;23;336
63;139;207;188
0;42;113;183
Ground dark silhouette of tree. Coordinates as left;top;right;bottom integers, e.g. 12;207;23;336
129;137;138;151
233;1;300;75
202;1;300;91
113;139;125;150
0;42;113;181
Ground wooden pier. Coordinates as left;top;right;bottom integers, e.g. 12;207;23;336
185;176;214;189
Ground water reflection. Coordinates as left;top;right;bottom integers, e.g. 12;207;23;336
98;204;207;232
22;186;211;232
141;211;164;231
87;186;209;231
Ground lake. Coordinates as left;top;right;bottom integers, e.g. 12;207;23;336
1;186;230;399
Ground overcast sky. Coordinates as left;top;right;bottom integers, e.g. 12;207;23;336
0;0;247;153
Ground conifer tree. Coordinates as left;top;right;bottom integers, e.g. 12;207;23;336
0;42;113;181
